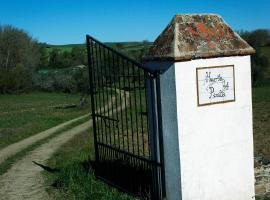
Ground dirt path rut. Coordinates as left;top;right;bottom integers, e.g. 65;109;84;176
0;114;89;165
0;88;119;165
0;121;91;200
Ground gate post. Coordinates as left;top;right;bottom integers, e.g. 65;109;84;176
86;36;99;163
143;14;256;200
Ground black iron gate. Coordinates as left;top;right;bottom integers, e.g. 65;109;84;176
86;35;165;200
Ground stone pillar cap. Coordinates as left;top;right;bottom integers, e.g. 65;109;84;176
143;14;255;62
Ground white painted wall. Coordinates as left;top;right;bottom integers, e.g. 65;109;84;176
174;56;255;200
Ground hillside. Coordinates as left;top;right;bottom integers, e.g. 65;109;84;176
45;41;151;56
43;41;152;63
43;42;270;82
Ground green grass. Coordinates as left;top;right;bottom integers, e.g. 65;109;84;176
44;128;136;200
0;89;117;185
260;46;270;63
252;86;270;158
256;194;270;200
259;46;270;79
253;86;270;103
46;42;149;53
45;44;84;53
0;92;89;149
45;42;150;57
0;116;89;176
43;86;146;200
258;195;270;200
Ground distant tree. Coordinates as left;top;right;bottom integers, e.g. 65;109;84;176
0;25;40;71
140;40;151;61
239;29;270;47
116;42;124;50
239;29;270;86
38;45;49;69
70;46;87;66
142;40;149;46
62;51;72;67
0;25;40;93
251;47;269;86
73;68;89;93
48;48;63;68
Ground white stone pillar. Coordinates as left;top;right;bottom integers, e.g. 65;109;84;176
143;14;256;200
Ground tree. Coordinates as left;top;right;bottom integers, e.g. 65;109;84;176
0;25;40;70
48;48;63;68
116;42;124;50
38;45;49;69
62;51;72;67
251;48;269;86
70;46;87;66
239;29;270;47
239;29;270;86
0;25;40;93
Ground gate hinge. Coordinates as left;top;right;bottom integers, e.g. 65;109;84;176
146;71;160;79
146;72;158;79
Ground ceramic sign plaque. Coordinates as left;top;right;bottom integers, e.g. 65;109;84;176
196;65;235;106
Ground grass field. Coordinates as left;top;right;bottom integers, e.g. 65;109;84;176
253;86;270;160
259;46;270;80
46;41;148;53
253;86;270;199
44;128;136;200
0;92;89;149
260;46;270;64
43;84;148;199
0;116;89;176
45;44;84;53
45;41;150;64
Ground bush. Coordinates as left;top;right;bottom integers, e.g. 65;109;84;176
33;67;89;94
0;65;32;93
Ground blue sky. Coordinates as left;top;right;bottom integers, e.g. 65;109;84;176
0;0;269;44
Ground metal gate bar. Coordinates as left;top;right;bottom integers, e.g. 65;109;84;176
86;35;164;199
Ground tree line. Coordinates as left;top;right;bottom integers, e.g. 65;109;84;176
0;25;88;94
0;24;269;94
239;29;270;86
39;45;87;69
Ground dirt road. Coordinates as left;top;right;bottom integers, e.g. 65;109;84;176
0;114;90;165
0;121;91;200
0;89;127;200
0;88;120;165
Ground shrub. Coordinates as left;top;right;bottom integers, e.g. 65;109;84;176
0;65;32;93
0;25;40;93
33;67;89;94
